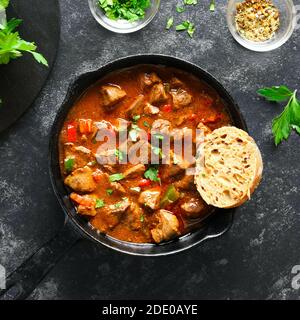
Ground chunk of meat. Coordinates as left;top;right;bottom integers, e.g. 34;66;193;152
108;197;131;214
141;72;161;87
151;209;180;243
100;85;126;109
127;202;143;231
64;166;97;192
172;127;193;142
180;197;208;218
126;95;145;116
170;89;192;109
70;193;97;217
92;168;109;183
174;174;194;190
123;164;145;178
77;205;97;217
144;103;159;115
117;118;131;132
110;182;126;194
94;120;114;131
127;140;151;165
64;143;93;171
152;119;171;136
174;114;189;126
138;189;161;210
103;164;117;173
161;149;194;180
95;149;117;165
170;77;184;88
149;83;168;105
92;207;121;232
161;164;182;180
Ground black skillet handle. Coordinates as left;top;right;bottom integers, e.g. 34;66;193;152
0;218;80;300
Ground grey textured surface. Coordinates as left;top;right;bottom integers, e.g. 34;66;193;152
0;0;300;300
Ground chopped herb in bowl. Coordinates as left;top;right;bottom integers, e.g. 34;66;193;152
98;0;151;22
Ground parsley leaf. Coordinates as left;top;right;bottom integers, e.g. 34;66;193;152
258;86;300;145
109;173;125;182
166;17;174;30
95;199;105;209
257;86;293;102
144;166;160;182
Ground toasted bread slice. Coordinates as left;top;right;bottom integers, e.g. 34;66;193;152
195;126;263;209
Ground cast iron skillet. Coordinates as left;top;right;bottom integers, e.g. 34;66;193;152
0;54;247;300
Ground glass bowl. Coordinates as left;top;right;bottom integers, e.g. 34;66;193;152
88;0;161;33
226;0;296;52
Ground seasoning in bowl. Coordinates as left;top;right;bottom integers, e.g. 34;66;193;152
235;0;280;42
98;0;151;22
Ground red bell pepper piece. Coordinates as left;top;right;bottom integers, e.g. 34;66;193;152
67;122;77;142
161;104;172;113
139;179;151;187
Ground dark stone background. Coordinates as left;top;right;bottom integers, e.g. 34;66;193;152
0;0;300;300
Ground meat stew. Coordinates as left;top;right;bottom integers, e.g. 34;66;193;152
59;65;231;244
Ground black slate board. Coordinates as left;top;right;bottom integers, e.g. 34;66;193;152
0;0;60;133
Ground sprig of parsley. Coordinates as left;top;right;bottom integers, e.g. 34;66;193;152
258;86;300;145
0;18;48;66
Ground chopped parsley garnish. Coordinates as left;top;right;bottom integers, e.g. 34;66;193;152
64;158;75;173
106;189;114;195
98;0;151;22
143;121;150;128
95;199;105;209
176;6;185;13
114;202;122;208
258;86;300;145
154;133;164;140
152;146;163;158
184;0;197;4
129;123;140;142
115;148;124;161
144;166;160;182
140;214;144;222
166;17;174;30
132;114;141;122
109;173;125;182
176;21;195;37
